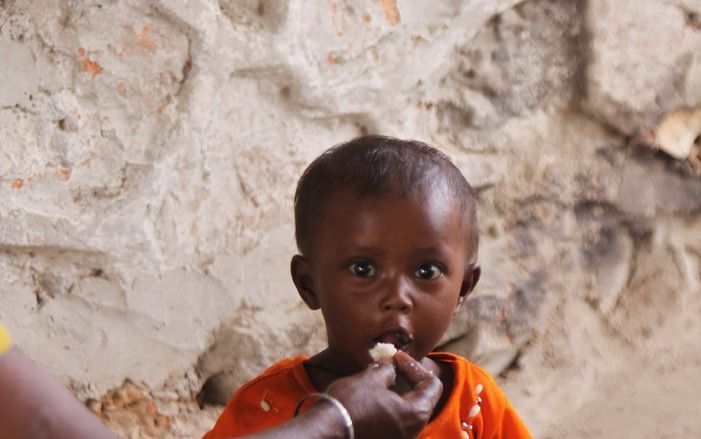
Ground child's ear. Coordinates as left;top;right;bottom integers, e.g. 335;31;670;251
290;254;320;310
455;263;481;311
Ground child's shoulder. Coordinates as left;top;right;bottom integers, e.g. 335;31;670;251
203;356;311;439
428;351;508;402
429;351;498;379
234;355;311;396
256;355;308;379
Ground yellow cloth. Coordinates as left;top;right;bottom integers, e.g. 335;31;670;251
0;322;13;355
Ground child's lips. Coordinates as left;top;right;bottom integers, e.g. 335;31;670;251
375;329;413;350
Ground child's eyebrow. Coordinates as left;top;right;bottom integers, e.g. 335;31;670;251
408;245;456;259
336;245;387;257
336;245;457;259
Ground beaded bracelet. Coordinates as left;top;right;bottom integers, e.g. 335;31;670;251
0;322;13;356
294;392;355;439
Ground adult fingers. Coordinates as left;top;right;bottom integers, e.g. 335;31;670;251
329;359;397;395
393;351;431;385
363;358;397;388
394;351;442;408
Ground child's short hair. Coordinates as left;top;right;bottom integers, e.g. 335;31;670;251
294;135;478;259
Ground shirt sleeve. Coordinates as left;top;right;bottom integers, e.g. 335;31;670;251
472;364;532;439
497;399;533;439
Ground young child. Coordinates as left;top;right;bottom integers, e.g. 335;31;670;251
204;136;531;438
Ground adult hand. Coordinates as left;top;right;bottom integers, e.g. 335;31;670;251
325;351;442;439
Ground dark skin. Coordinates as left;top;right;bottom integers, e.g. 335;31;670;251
297;352;444;439
291;188;480;423
0;346;442;439
231;351;444;439
0;346;120;439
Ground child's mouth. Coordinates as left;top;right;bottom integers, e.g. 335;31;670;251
374;330;413;350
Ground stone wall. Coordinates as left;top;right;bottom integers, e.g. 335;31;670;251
2;0;700;437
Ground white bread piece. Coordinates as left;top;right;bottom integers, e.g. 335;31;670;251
369;342;397;361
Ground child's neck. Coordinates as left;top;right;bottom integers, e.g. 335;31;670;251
303;349;454;422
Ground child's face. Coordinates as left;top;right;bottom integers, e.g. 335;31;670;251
292;188;480;371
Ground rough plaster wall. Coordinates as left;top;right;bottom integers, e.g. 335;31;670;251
1;0;701;437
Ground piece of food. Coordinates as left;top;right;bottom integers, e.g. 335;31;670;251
369;342;397;361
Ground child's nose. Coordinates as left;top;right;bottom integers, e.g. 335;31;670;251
380;278;413;313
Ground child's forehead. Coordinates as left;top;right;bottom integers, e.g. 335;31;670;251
319;187;470;230
310;187;478;260
323;186;443;207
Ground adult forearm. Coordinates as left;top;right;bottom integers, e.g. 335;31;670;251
0;346;119;439
241;403;346;439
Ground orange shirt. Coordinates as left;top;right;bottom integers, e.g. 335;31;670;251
203;352;532;439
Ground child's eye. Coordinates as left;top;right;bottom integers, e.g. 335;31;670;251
414;263;443;280
348;261;377;277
